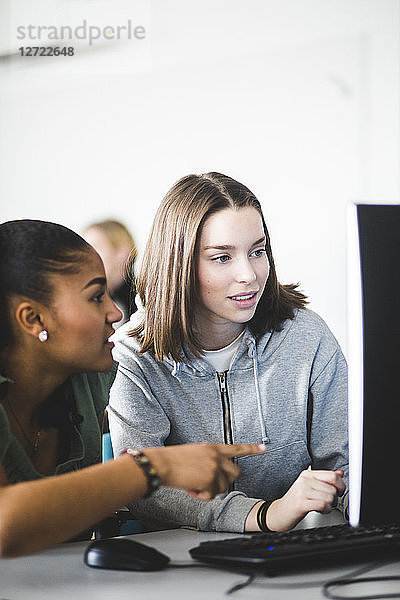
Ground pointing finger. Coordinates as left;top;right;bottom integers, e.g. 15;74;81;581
217;443;266;458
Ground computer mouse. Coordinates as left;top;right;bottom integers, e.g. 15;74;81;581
84;537;170;571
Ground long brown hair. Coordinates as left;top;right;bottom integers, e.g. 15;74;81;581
130;172;307;362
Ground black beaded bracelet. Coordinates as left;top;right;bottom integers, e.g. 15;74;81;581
123;448;161;497
256;500;273;532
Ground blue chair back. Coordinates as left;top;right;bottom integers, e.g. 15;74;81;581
102;432;114;462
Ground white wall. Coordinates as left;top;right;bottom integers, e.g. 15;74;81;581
1;0;399;353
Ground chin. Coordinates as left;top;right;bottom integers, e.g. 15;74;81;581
90;355;114;373
231;312;256;324
100;357;115;372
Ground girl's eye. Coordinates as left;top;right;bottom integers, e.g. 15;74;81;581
92;292;105;303
213;255;230;263
252;248;266;257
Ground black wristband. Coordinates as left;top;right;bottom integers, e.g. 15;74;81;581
256;500;273;532
123;448;161;497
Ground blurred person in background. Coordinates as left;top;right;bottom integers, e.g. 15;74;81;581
83;219;137;325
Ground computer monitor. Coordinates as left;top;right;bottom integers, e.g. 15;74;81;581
347;203;400;527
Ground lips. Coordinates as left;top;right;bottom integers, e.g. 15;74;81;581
105;331;115;344
228;291;258;301
227;291;259;310
229;292;257;301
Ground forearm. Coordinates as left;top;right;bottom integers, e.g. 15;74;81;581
0;441;264;556
0;455;147;558
129;486;263;533
245;468;347;533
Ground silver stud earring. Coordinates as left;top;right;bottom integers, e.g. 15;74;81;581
38;330;48;342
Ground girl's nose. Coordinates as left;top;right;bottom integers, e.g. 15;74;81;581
107;296;123;325
235;258;257;284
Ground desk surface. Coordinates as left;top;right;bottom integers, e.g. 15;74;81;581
1;514;399;600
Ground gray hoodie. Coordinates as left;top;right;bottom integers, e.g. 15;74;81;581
108;308;348;533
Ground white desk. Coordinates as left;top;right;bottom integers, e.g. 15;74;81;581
1;516;399;600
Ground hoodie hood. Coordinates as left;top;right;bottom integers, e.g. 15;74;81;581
114;308;298;379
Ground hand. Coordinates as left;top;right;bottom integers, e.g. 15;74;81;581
266;469;346;531
144;443;266;500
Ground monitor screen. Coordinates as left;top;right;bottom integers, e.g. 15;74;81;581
347;203;400;527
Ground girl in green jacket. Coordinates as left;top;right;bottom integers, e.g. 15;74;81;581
0;218;263;558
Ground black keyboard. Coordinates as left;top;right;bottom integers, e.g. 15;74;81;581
189;523;400;574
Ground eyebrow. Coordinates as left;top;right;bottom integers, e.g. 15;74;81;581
203;236;266;251
82;277;107;291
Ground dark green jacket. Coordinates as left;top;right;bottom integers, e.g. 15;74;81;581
0;365;117;483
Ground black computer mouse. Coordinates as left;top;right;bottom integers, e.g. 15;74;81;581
84;537;170;571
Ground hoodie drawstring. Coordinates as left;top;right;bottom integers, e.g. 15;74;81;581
171;361;180;380
248;341;270;444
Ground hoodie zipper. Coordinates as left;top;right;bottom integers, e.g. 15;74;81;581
217;371;233;445
218;371;235;492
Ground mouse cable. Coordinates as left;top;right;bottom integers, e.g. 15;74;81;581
167;562;258;595
322;575;400;599
224;560;398;596
226;573;257;594
322;558;400;600
168;561;207;568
